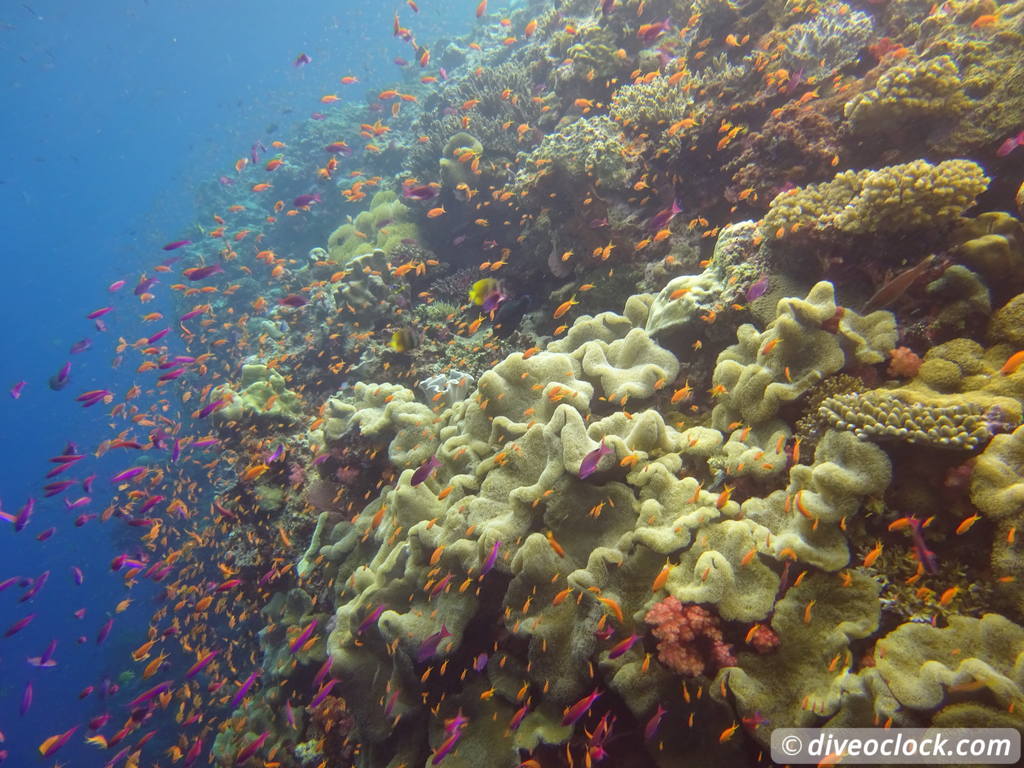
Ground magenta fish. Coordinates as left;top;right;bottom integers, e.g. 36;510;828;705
108;279;126;292
309;678;338;708
277;294;307;308
71;566;84;585
229;669;260;708
430;730;462;765
746;275;770;301
111;467;147;483
70;338;92;354
27;637;57;667
310;112;326;120
357;604;387;635
411;456;441;486
644;704;667;740
134;274;158;296
289;619;318;653
578;439;612;479
234;731;269;765
39;725;78;757
147;328;171;344
4;614;35;637
480;540;501;576
14;498;34;530
163;239;192;250
9;380;25;399
996;130;1024;157
294;52;312;67
187;263;224;281
402;183;440;201
48;361;71;391
607;633;641;659
126;680;173;709
562;688;601;726
416;624;451;662
20;682;32;715
647;199;682;231
293;192;322;207
97;617;114;645
86;306;114;320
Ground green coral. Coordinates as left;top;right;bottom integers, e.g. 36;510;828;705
327;190;424;263
509;115;637;193
874;614;1024;724
843;55;965;135
711;280;896;432
439;132;483;191
761;159;989;239
212;363;303;424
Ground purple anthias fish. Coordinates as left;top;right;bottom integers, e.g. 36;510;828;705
20;682;32;715
4;613;35;637
480;540;501;576
187;263;224;281
97;617;114;645
644;704;667;740
27;637;57;667
310;678;338;708
278;294;307;308
562;688;601;726
310;112;326;120
235;731;270;764
647;199;682;231
746;275;770;302
357;604;387;635
49;361;71;391
637;17;670;43
402;183;440;201
578;439;613;479
416;624;451;662
10;380;26;399
71;566;84;585
126;680;173;710
312;657;332;688
411;456;441;486
148;328;171;344
198;399;227;418
907;518;939;574
289;619;318;653
185;651;219;679
111;467;147;483
19;570;49;602
14;498;34;530
162;239;192;251
219;175;234;186
135;274;158;296
70;338;92;354
87;306;113;319
229;669;260;708
267;443;284;463
294;52;312;67
293;192;322;207
250;141;267;165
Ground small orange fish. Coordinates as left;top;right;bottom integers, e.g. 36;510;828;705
999;350;1024;375
553;295;579;319
426;206;447;218
955;514;981;535
862;541;883;568
320;94;339;103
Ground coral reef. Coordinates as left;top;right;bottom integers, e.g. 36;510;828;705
761;160;989;240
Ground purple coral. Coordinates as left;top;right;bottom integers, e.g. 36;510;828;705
644;597;736;676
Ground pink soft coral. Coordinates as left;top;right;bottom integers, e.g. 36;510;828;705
887;346;923;378
644;597;736;676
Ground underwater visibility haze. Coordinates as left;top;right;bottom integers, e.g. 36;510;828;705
3;0;1024;766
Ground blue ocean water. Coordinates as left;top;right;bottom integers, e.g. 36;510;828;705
0;2;477;764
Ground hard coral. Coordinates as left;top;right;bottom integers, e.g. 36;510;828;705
645;597;736;677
